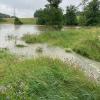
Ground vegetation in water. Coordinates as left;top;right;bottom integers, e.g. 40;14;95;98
22;27;100;61
36;47;43;53
16;44;27;48
14;17;23;25
0;0;100;99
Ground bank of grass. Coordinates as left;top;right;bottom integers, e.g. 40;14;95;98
0;18;36;24
0;50;100;99
22;27;100;61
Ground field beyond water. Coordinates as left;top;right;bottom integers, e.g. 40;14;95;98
0;18;36;24
22;27;100;62
0;50;100;99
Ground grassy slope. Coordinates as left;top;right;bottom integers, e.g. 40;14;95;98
0;18;36;24
22;27;100;61
0;50;100;99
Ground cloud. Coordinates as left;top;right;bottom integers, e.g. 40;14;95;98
0;0;81;17
0;0;47;17
0;0;33;9
0;0;46;9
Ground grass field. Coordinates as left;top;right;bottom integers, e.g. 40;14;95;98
22;27;100;62
0;18;36;24
0;50;100;99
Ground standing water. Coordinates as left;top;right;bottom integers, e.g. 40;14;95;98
0;24;100;82
0;24;41;48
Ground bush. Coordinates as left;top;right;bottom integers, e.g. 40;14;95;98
84;0;100;26
65;5;78;25
34;0;63;30
14;17;23;25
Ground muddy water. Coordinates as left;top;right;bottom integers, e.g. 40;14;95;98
0;24;100;82
0;24;42;48
8;43;100;82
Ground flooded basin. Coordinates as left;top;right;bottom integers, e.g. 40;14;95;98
0;24;100;82
0;24;42;48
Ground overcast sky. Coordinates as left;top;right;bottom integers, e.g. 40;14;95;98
0;0;81;18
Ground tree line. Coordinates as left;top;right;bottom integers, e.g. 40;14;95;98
34;0;100;29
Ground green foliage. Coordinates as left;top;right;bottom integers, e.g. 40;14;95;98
14;17;23;25
16;44;26;48
19;18;36;24
35;7;63;29
78;13;86;26
35;9;45;25
65;5;78;25
22;27;100;61
46;7;63;29
0;51;100;99
47;0;62;8
34;9;43;18
22;34;41;43
84;0;100;26
36;47;43;53
0;18;6;23
74;38;100;61
34;0;63;29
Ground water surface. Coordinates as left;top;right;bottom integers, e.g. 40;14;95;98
0;24;41;48
0;24;100;82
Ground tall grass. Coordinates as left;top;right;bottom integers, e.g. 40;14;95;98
22;27;100;61
0;50;100;99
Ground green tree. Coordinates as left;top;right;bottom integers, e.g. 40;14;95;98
46;7;63;29
36;10;45;25
65;5;78;25
47;0;62;8
34;9;48;25
34;9;42;18
34;0;63;29
84;0;100;25
14;17;23;25
78;13;86;25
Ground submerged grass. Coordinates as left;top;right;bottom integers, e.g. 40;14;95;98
22;27;100;61
0;50;100;99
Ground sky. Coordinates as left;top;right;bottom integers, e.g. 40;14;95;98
0;0;81;18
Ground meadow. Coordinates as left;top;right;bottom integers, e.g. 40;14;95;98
0;18;36;24
22;27;100;62
0;0;100;99
0;50;100;99
0;19;100;99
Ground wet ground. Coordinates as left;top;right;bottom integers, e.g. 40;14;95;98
0;24;100;82
8;42;100;82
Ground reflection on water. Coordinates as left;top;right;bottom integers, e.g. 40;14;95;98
0;24;41;48
0;24;100;81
